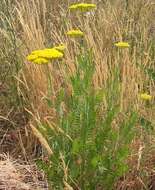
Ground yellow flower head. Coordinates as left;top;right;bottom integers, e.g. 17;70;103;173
31;48;63;59
114;42;130;48
140;93;152;101
54;45;66;52
32;58;49;64
27;48;63;64
67;29;84;38
69;3;96;12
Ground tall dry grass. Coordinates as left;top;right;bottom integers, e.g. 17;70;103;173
2;0;153;118
0;0;155;188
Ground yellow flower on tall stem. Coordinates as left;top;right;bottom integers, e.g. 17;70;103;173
140;93;152;101
66;29;84;38
114;42;130;48
69;3;96;12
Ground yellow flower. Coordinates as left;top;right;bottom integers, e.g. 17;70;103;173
54;45;66;52
114;42;130;48
140;93;152;101
66;29;84;37
40;49;63;59
32;58;49;64
31;48;63;59
27;48;63;64
27;54;38;61
69;3;96;12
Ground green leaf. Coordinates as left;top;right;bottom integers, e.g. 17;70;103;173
91;155;101;168
71;138;82;155
140;117;154;131
146;68;155;80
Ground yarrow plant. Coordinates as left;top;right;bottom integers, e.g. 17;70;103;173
69;3;96;12
140;93;152;101
26;2;138;190
27;48;63;64
66;29;84;38
114;42;130;48
37;50;138;189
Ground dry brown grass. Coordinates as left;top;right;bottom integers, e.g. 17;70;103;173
0;0;155;189
0;153;47;190
2;0;152;117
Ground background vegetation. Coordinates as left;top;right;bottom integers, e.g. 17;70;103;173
0;0;155;189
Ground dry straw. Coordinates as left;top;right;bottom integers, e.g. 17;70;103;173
0;153;48;190
30;124;53;156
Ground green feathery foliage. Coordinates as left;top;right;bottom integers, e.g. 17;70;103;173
37;49;138;189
